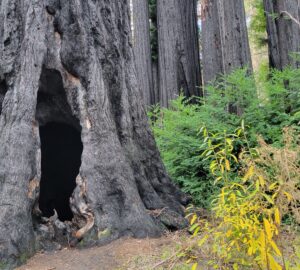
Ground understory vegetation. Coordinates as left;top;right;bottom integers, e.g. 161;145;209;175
149;67;300;269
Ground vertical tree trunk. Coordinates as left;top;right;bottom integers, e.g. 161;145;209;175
201;0;253;85
264;0;300;69
132;0;155;106
0;1;188;268
157;0;202;107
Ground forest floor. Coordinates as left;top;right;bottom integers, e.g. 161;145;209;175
14;229;300;270
17;232;191;270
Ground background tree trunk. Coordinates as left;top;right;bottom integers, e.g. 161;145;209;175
132;0;155;106
157;0;202;107
263;0;300;69
201;0;253;85
0;1;188;268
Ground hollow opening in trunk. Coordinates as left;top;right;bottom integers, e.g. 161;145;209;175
36;67;83;221
39;122;83;221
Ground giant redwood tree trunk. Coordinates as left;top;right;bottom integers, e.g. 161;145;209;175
201;0;253;84
0;1;188;268
264;0;300;69
157;0;202;107
132;0;155;106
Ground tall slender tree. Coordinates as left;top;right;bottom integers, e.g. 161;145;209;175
132;0;155;106
201;0;252;84
0;1;188;268
157;0;202;107
263;0;300;69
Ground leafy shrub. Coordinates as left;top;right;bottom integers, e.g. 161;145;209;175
149;96;237;208
150;68;298;207
188;126;300;270
264;67;300;115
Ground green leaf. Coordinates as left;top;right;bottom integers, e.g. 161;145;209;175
263;194;275;205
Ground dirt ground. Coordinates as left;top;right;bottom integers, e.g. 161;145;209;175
17;231;298;270
16;234;184;270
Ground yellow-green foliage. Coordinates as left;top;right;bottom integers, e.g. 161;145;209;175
188;125;299;270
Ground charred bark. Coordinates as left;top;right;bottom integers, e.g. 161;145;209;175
0;1;188;269
201;0;252;85
132;0;155;106
0;79;7;114
264;0;300;69
157;0;202;107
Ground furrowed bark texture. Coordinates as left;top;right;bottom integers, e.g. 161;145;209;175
0;1;188;269
201;0;252;85
264;0;300;69
132;0;155;106
157;0;202;107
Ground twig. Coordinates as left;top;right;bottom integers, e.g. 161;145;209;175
146;207;167;218
149;252;177;270
168;258;178;270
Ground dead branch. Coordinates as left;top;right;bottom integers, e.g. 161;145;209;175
280;11;300;29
